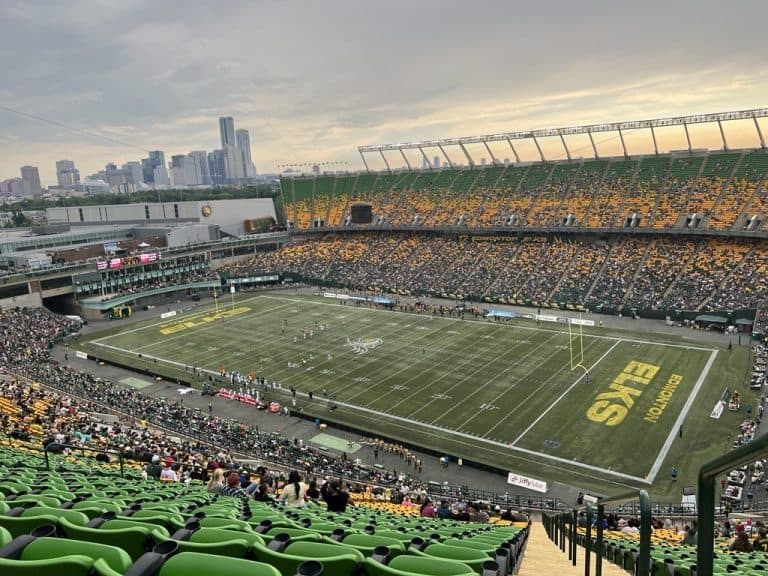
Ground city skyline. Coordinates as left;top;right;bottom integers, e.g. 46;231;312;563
1;0;767;185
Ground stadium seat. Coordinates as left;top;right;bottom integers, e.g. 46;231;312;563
58;516;164;561
0;516;60;538
17;536;133;574
363;555;477;576
156;551;281;576
409;543;492;573
252;539;365;576
341;532;406;557
0;554;118;576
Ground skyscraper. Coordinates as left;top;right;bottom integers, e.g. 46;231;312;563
219;116;235;148
20;166;42;196
236;129;255;177
56;160;80;188
141;150;165;184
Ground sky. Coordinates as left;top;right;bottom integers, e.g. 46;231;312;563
1;0;767;185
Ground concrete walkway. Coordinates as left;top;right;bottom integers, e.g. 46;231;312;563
518;521;627;576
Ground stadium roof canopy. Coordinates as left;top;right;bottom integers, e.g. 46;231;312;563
358;107;768;171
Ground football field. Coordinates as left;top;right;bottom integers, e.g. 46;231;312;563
78;292;748;493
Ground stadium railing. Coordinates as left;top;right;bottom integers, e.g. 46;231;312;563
696;430;768;576
543;489;652;576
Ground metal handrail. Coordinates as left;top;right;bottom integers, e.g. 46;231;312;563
697;433;768;576
544;489;651;576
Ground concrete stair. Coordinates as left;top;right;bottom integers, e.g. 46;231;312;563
517;521;628;576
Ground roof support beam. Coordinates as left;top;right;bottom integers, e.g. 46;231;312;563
717;120;728;151
650;126;659;155
587;131;599;159
532;135;545;162
506;138;521;164
483;141;499;165
559;133;571;161
618;128;628;158
379;150;391;173
438;145;453;168
683;123;693;153
459;142;475;167
399;148;412;171
359;150;370;172
417;146;431;168
755;116;766;149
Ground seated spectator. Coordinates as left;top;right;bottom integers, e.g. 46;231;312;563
468;503;489;523
279;470;307;507
306;479;321;502
420;499;436;518
206;468;225;493
323;479;351;513
251;483;273;502
436;500;452;519
731;525;752;552
213;470;250;499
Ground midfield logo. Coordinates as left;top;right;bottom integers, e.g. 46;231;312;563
345;337;383;355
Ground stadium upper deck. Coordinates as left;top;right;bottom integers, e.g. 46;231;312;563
281;149;768;233
281;108;768;235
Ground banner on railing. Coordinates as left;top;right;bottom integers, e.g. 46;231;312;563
75;351;88;360
507;471;548;493
160;311;177;319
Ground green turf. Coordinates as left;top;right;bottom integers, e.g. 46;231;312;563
77;292;754;497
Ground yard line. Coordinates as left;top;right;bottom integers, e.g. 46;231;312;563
412;332;563;421
348;325;502;405
645;348;719;483
259;294;718;351
284;387;649;484
508;338;623;445
458;337;603;433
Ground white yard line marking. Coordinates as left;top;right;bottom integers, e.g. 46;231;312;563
508;339;623;445
645;348;719;483
296;390;650;484
424;333;564;424
460;337;603;433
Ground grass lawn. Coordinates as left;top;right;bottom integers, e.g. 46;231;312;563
77;292;755;498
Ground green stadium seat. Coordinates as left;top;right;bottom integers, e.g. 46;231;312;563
252;540;364;576
20;537;133;574
409;543;491;574
0;555;118;576
158;551;281;576
58;516;163;561
0;515;60;538
341;532;406;557
0;525;11;546
363;555;477;576
20;506;89;526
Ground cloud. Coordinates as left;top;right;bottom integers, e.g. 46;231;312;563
1;0;767;184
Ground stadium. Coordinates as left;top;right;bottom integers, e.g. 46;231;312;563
2;107;768;576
